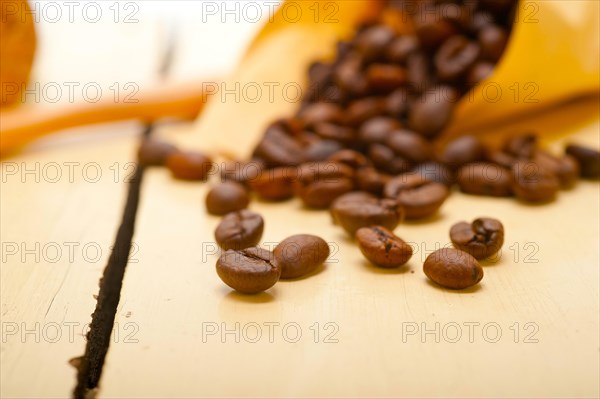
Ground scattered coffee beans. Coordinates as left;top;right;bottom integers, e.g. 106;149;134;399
214;210;264;251
166;151;213;181
216;247;281;294
355;226;413;268
424;248;484;290
450;217;504;260
205;182;250;216
274;234;330;279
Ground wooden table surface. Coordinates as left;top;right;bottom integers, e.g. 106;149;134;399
1;6;600;399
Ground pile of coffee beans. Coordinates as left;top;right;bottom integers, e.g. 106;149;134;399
137;0;600;293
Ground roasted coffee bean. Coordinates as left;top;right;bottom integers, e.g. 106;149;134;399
274;234;330;279
294;162;355;209
450;217;504;260
253;124;305;167
249;167;296;201
566;144;600;179
385;88;409;117
533;150;579;189
512;161;560;202
304;140;344;162
414;12;457;48
467;62;495;86
457;163;513;197
409;86;458;137
406;52;434;92
166;151;213;181
424;248;484;290
385;35;419;63
205;182;250;216
438;135;484;168
216;247;280;294
215;210;264;251
333;54;369;96
479;24;508;61
504;133;538;159
298;102;344;126
313;123;355;144
220;160;264;188
435;35;480;81
345;97;385;127
386;129;432;163
358;116;401;144
369;144;413;175
137;139;177;166
355;167;390;196
411;162;455;186
330;192;403;236
384;174;449;219
328;149;371;169
366;64;407;92
355;226;413;268
485;150;517;169
355;25;395;61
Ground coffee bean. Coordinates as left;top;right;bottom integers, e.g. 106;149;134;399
385;88;409;117
137;139;178;166
457;163;513;197
249;167;296;202
274;234;330;279
384;174;449;219
450;217;504;260
216;247;280;294
386;129;432;163
313;123;355;145
358;117;401;144
215;210;264;251
504;133;538;159
345;97;386;127
533;150;579;189
478;24;508;62
424;248;484;290
253;124;305;167
410;162;455;186
414;13;457;48
355;226;413;268
220;160;264;188
438;135;484;168
566;144;600;179
485;150;517;169
294;162;355;209
355;25;395;61
298;102;344;127
366;64;407;92
385;35;419;63
333;54;369;96
304;140;344;162
369;144;412;175
435;35;480;81
205;182;250;216
467;61;494;86
406;52;434;92
166;151;213;181
409;86;458;137
355;167;390;196
328;150;371;170
331;192;403;236
512;161;560;202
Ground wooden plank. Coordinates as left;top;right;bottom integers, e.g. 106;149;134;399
0;123;140;398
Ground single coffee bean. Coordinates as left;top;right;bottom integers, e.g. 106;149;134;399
478;24;508;62
424;248;484;290
435;35;480;81
409;86;458;137
294;162;355;209
355;25;395;61
467;61;494;86
456;163;513;197
485;149;517;169
385;35;419;63
450;217;504;260
437;135;484;168
355;167;390;196
214;210;264;251
358;116;401;144
205;182;250;216
385;88;409;117
406;52;434;92
386;129;432;164
274;234;330;279
304;140;343;162
410;162;455;186
298;102;344;126
333;54;369;96
369;144;413;175
313;123;355;145
328;149;371;170
414;12;457;48
366;64;407;92
384;174;449;220
533;150;579;189
565;144;600;179
137;139;178;166
249;167;296;202
504;133;537;159
355;226;413;268
220;160;264;188
216;247;281;294
166;151;213;181
253;125;305;167
345;97;385;127
330;192;403;236
512;161;560;202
